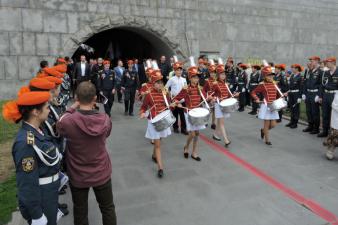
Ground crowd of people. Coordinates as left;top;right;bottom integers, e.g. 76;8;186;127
1;53;337;225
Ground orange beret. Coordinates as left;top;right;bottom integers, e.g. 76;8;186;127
308;56;320;61
57;58;66;64
239;64;248;69
17;91;50;106
44;67;64;78
54;64;67;73
44;76;62;85
17;86;30;97
188;66;198;79
173;62;183;70
2;100;21;123
127;60;134;65
30;78;55;90
36;71;48;78
216;64;225;74
291;64;303;72
261;66;273;76
275;64;286;71
103;60;110;65
324;57;336;63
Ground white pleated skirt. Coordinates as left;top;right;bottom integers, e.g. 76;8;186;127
214;103;231;119
145;120;171;140
258;103;280;120
184;113;206;132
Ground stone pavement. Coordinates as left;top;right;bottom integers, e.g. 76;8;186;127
53;103;338;224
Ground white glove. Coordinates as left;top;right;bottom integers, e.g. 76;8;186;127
302;94;306;101
32;214;47;225
57;208;64;222
314;95;319;103
230;85;233;89
242;88;246;93
297;98;302;104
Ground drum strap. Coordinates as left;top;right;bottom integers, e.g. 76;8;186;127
162;91;170;108
198;86;210;109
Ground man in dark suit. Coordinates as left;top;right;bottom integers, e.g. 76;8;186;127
158;55;171;84
133;59;146;84
73;55;91;86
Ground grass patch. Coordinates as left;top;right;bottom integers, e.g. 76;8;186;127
0;100;20;144
0;175;17;225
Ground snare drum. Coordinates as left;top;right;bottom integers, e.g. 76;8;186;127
188;107;210;126
151;110;176;132
219;98;238;113
269;98;287;111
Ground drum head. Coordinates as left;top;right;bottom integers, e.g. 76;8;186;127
188;108;209;117
220;98;237;106
151;110;169;123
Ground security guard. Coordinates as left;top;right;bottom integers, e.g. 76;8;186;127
302;56;322;134
318;57;338;137
248;65;262;115
121;60;139;116
274;64;288;122
236;64;248;112
3;91;62;225
286;64;303;129
98;60;116;117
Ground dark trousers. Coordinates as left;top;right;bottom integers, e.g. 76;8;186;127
124;90;136;114
305;92;320;129
70;179;116;225
322;93;335;132
238;91;246;110
173;106;186;131
103;90;114;117
289;93;300;125
245;90;251;106
115;84;122;102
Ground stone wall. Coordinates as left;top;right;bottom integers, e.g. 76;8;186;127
1;0;338;99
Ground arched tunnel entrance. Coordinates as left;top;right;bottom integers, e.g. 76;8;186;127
72;27;175;66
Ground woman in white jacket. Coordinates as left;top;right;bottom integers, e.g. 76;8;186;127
326;90;338;160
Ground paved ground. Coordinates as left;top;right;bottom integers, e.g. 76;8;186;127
54;103;338;224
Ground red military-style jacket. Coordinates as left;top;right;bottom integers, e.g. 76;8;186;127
203;77;216;95
139;82;152;96
173;84;207;113
140;87;172;119
251;81;281;104
212;80;232;101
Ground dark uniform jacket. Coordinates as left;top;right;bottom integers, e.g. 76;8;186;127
319;68;338;97
303;67;321;96
288;73;303;98
121;69;139;101
99;69;116;91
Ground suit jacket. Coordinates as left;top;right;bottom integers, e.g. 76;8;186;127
113;66;125;84
73;62;91;81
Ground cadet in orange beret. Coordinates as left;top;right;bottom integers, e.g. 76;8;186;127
2;91;62;225
248;65;262;115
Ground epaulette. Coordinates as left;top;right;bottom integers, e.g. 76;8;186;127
142;83;147;87
259;81;264;85
27;131;35;145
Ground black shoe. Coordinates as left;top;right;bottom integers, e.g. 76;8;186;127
174;129;179;133
265;141;272;145
184;146;189;158
225;141;231;148
157;169;164;178
317;132;328;138
212;135;221;141
191;155;201;161
151;155;157;163
58;203;68;209
276;119;282;123
238;108;244;112
211;124;216;130
310;129;320;134
290;124;298;129
124;111;128;116
129;113;134;116
248;111;257;115
302;127;313;132
260;129;264;139
285;122;292;127
181;130;189;135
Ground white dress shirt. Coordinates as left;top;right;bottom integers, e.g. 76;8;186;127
165;75;187;97
81;62;86;76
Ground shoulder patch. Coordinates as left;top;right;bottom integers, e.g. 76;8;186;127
26;131;35;145
22;157;35;172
